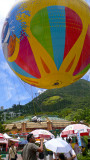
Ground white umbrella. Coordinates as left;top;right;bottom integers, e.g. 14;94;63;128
45;138;71;153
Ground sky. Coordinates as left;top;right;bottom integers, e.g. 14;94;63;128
0;0;90;109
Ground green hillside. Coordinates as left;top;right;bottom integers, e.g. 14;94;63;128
26;79;90;123
1;79;90;123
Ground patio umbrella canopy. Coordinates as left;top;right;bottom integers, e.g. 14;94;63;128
31;129;54;139
45;138;71;153
10;138;20;142
19;139;28;145
3;133;12;139
0;133;7;143
0;133;4;138
0;139;8;144
60;124;90;137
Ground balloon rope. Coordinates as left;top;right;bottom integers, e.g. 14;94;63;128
31;86;37;116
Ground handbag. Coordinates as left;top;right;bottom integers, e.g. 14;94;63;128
39;152;44;159
15;154;17;159
12;147;17;159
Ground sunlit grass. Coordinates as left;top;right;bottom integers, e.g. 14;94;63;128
42;96;63;105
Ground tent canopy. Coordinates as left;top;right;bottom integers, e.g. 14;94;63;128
3;133;12;139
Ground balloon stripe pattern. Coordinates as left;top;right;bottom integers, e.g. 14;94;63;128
1;0;90;89
73;25;90;76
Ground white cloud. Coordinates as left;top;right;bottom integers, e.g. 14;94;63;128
0;0;22;18
0;61;15;77
0;59;31;104
0;0;22;48
4;86;13;101
82;69;90;81
37;89;46;95
0;70;15;100
0;71;7;82
0;69;30;103
0;0;89;109
0;76;14;102
85;69;90;81
15;94;30;102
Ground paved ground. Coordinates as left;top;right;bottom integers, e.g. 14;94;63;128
2;154;53;160
1;154;22;160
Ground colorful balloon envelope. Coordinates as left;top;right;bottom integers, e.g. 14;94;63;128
1;0;90;89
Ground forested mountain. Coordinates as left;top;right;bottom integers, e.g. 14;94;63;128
1;79;90;123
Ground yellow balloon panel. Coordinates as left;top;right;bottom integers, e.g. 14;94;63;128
1;0;90;89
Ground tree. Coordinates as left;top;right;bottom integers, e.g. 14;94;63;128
0;123;9;133
0;123;5;133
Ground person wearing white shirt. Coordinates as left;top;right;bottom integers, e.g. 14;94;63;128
64;147;77;160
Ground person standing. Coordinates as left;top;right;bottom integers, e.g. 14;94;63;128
59;153;67;160
74;139;82;155
68;138;72;147
65;148;77;160
9;142;17;160
87;139;90;150
66;138;77;160
22;133;43;160
53;152;59;160
0;145;3;152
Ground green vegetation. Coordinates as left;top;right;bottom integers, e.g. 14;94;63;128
0;123;9;133
4;116;25;124
42;96;62;106
77;150;90;160
0;79;90;123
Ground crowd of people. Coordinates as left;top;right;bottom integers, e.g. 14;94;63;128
21;134;82;160
1;134;89;160
52;138;78;160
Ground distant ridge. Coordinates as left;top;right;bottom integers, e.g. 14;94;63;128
3;79;90;123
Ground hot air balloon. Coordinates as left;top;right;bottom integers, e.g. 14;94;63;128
1;0;90;89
